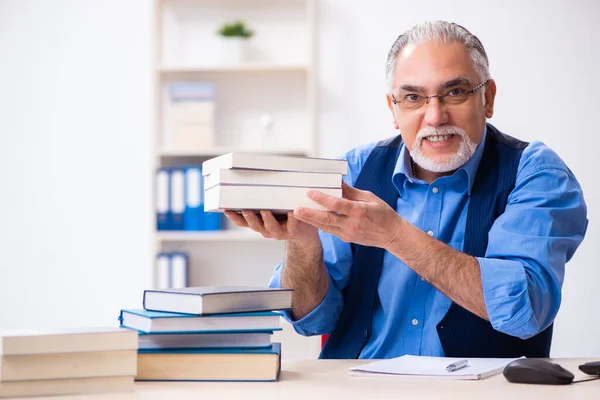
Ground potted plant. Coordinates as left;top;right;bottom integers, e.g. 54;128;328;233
216;20;254;64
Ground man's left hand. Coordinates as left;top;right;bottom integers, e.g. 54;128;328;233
293;181;404;249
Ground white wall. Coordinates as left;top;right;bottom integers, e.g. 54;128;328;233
0;0;154;329
1;0;598;357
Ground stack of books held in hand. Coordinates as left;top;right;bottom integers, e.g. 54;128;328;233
201;152;348;213
0;328;138;398
119;286;292;382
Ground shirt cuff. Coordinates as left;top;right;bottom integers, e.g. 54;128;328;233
269;265;343;336
477;257;539;339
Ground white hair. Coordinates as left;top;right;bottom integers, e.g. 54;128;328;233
386;21;491;93
410;125;478;173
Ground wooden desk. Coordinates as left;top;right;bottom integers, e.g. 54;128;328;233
25;359;600;400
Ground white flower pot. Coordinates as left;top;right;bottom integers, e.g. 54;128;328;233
219;37;249;65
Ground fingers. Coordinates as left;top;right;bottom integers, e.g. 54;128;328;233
241;210;271;237
224;210;249;227
260;210;286;239
342;181;372;201
294;208;343;231
286;211;300;235
307;190;354;215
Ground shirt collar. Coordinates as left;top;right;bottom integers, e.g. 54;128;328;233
393;126;487;195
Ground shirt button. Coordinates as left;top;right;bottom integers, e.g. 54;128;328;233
427;230;434;236
432;187;439;194
412;319;419;326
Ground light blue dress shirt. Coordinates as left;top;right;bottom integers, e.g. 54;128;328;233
269;129;588;358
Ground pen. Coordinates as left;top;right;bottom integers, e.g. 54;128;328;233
446;359;468;372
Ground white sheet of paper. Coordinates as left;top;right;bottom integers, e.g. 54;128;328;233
349;355;522;380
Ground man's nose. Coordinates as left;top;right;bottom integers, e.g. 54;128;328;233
422;96;449;127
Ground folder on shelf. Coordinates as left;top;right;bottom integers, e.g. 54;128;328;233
155;168;170;231
167;82;216;151
155;253;170;289
184;167;203;231
155;252;188;289
183;166;221;231
170;252;188;288
170;168;185;230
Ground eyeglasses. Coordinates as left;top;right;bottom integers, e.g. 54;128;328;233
392;79;490;111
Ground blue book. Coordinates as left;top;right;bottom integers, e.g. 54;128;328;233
119;309;282;333
136;343;281;382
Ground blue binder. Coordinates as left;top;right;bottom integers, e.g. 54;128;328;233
170;168;185;230
184;166;203;231
201;167;222;231
156;168;170;231
184;165;221;231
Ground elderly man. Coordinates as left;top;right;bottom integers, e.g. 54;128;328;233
225;21;588;359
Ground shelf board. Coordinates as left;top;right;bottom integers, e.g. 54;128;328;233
157;230;271;242
159;64;310;74
158;147;312;157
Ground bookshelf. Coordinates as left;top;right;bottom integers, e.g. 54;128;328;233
156;230;266;242
152;0;321;359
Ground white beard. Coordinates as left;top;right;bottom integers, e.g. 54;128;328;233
410;126;478;173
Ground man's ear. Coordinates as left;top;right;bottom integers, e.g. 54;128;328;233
386;94;400;130
484;79;497;118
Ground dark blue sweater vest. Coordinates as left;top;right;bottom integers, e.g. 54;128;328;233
319;124;553;359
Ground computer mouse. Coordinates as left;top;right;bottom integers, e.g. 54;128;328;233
503;358;574;385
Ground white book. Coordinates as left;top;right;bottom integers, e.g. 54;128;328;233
0;327;138;356
138;332;272;350
143;286;292;315
0;376;134;398
201;152;348;175
204;169;342;190
0;350;137;381
349;355;521;380
204;184;342;213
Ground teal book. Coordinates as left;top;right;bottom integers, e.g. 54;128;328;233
119;309;282;333
136;343;282;382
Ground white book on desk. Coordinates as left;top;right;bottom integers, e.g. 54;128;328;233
0;328;138;355
0;376;134;398
349;355;522;380
143;286;292;315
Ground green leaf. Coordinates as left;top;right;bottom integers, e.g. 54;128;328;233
217;20;254;38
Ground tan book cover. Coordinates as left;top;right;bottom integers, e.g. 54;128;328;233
0;376;134;398
0;327;138;356
136;343;281;381
0;350;137;382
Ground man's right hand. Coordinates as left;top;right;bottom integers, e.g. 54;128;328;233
223;210;320;246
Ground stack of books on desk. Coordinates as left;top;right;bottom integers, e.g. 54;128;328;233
201;152;348;213
119;286;292;382
0;328;138;398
